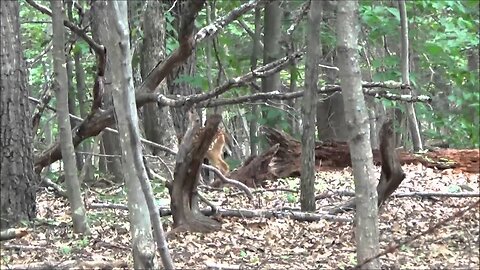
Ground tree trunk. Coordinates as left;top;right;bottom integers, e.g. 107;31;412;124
50;0;90;234
90;0;125;183
141;0;176;155
261;1;282;128
167;0;200;138
249;7;262;156
316;1;348;142
336;1;379;268
399;0;423;151
171;113;222;233
300;0;322;212
0;0;37;230
104;2;173;268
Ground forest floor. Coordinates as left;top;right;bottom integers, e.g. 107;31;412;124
1;163;479;269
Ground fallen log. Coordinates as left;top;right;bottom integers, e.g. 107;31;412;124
230;125;479;187
4;260;127;270
89;203;352;223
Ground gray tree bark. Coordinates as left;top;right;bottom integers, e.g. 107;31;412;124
50;0;90;234
104;1;174;268
316;1;348;142
336;1;379;268
0;0;37;230
300;0;322;212
249;7;262;156
261;1;282;127
90;0;125;183
398;0;423;151
140;0;176;155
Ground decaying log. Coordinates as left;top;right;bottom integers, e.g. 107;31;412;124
170;112;222;235
0;228;28;241
231;124;479;187
226;143;281;187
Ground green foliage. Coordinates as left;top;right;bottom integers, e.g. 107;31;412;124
359;0;479;148
59;245;72;255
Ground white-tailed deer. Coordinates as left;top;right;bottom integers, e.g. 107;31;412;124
205;129;230;175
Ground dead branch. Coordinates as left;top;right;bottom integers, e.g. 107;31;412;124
41;177;67;197
205;262;242;270
0;228;28;241
286;0;311;36
89;202;352;223
2;244;46;251
316;190;480;200
25;0;104;54
195;0;268;44
4;260;128;270
203;164;254;200
32;2;278;173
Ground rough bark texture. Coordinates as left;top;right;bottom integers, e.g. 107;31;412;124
141;0;176;155
167;0;201;138
51;0;89;234
376;119;406;206
104;2;158;268
261;1;282;126
316;1;348;142
337;1;380;267
170;113;222;234
300;0;322;212
90;0;124;183
0;0;37;230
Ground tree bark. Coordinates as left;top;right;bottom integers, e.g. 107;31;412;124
399;0;423;151
90;0;124;183
300;0;322;212
316;1;348;142
0;0;37;230
171;113;222;233
141;0;176;155
336;1;379;268
249;7;262;156
50;0;89;234
105;2;173;268
261;1;282;128
167;0;201;138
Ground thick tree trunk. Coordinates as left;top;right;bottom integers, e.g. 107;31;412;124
104;1;174;268
336;1;379;267
90;0;124;183
249;7;262;156
261;1;282;128
0;0;37;229
141;0;176;155
316;2;348;142
171;113;222;233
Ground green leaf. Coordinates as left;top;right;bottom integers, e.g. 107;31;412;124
424;43;444;56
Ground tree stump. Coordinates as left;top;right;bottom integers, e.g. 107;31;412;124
170;111;222;234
